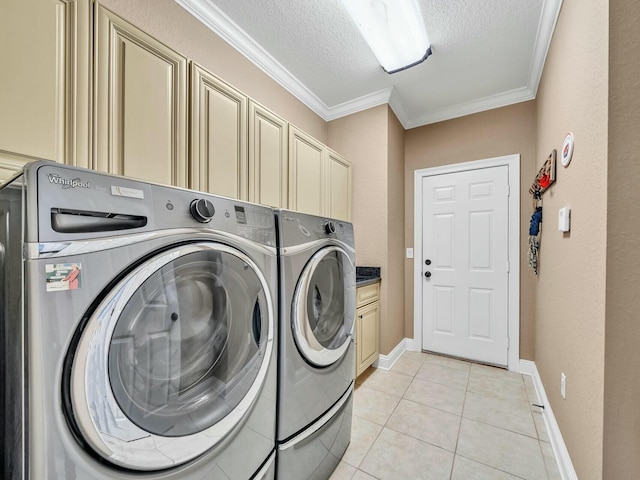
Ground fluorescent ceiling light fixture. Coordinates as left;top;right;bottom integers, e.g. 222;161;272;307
341;0;431;74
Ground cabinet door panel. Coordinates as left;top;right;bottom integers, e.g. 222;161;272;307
326;149;352;221
289;127;324;216
191;64;247;199
248;102;288;207
95;5;187;187
121;43;174;182
356;299;380;377
356;282;381;308
0;0;90;169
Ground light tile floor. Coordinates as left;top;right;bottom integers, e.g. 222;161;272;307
330;351;562;480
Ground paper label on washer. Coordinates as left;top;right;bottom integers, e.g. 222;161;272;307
111;185;144;199
45;263;82;292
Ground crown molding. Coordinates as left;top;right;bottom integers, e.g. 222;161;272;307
325;88;393;121
176;0;330;119
388;91;411;129
177;0;562;129
405;86;535;129
528;0;564;97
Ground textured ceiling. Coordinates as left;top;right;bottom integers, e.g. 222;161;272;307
177;0;562;129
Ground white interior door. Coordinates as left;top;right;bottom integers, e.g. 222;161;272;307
421;166;509;366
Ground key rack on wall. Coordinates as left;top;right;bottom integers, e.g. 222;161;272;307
529;149;557;197
528;149;557;276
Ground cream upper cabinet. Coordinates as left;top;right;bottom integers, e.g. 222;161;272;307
248;101;288;208
94;5;187;187
190;64;248;200
289;126;325;216
325;149;352;221
288;126;352;220
0;0;91;179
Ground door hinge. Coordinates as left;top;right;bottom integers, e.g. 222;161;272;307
507;185;511;197
507;260;510;272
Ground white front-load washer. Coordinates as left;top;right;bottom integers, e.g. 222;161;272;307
0;162;277;479
275;210;356;479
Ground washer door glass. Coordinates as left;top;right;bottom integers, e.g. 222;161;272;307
293;246;355;367
69;243;274;470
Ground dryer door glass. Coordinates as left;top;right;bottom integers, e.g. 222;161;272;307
293;246;355;367
68;242;274;470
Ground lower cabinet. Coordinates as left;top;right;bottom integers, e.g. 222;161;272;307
356;282;380;377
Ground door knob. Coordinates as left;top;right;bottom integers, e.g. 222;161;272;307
424;271;432;278
425;259;431;265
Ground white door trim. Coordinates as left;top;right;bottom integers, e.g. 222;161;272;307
413;155;520;371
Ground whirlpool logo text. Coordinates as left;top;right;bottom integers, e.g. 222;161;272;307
46;173;90;189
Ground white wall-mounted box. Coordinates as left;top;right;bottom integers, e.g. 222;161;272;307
558;207;571;232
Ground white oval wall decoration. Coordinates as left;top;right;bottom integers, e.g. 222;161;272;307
561;132;574;167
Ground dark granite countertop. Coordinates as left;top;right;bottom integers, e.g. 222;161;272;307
356;266;381;287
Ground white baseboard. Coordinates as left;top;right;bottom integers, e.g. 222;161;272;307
519;360;578;480
519;359;537;377
373;338;409;370
405;337;421;352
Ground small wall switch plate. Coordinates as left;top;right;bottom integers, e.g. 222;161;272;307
406;248;414;259
558;207;571;232
561;372;567;399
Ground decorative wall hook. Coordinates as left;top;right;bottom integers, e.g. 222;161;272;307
529;149;557;196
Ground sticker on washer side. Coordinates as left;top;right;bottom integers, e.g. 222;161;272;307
45;263;82;292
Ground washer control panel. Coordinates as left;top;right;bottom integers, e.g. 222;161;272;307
34;163;276;246
277;210;354;248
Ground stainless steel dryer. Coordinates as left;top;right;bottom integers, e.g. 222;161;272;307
0;162;277;479
275;210;356;480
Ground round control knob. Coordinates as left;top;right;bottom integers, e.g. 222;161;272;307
190;198;215;223
324;221;336;235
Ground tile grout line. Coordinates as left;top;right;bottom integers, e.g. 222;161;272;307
369;359;426;479
352;362;418;479
537;438;557;480
463;377;543;441
455;369;544;479
450;367;471;479
399;361;462;480
363;356;463;478
454;452;530;480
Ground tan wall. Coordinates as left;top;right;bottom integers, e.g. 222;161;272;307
385;107;406;354
98;0;327;142
328;105;406;355
534;0;608;478
404;101;537;360
328;105;388;266
603;0;640;478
